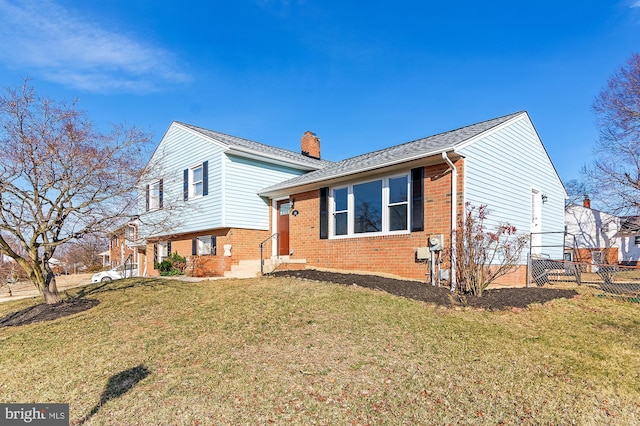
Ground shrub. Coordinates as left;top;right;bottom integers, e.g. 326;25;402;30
449;203;529;297
155;252;186;276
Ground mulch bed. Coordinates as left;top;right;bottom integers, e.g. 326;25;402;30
269;269;578;310
0;298;100;327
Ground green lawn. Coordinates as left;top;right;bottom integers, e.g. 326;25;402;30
1;277;639;425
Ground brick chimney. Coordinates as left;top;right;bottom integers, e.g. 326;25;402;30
301;131;320;159
583;197;591;209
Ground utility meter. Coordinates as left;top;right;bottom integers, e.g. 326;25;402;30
429;235;444;251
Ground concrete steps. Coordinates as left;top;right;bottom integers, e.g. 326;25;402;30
223;257;306;278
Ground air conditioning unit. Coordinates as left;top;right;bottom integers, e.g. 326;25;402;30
429;234;444;251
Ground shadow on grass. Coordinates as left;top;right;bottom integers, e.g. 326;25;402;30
76;364;151;425
72;277;176;300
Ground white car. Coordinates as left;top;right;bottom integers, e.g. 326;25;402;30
91;264;138;283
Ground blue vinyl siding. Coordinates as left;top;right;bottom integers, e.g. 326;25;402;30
224;154;305;229
458;117;566;260
139;124;306;238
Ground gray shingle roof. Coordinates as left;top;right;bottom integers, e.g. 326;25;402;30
259;111;526;195
176;122;333;170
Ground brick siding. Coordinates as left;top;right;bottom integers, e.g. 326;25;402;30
283;161;471;282
143;228;271;277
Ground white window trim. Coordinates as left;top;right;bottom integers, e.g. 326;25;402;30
329;173;410;239
149;180;161;210
190;163;204;199
157;241;169;263
197;236;215;256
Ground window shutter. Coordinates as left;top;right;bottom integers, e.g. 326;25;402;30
153;243;158;264
192;239;197;256
212;236;217;255
145;184;150;211
411;167;424;232
167;241;172;255
203;161;209;196
319;187;329;239
159;179;164;209
183;169;189;201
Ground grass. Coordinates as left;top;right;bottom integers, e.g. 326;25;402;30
0;276;639;425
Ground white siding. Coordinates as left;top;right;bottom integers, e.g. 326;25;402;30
565;205;619;250
619;235;640;263
459;116;566;260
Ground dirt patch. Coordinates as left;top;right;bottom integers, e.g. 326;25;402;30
0;298;99;327
269;269;578;310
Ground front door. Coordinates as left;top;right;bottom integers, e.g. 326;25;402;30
277;200;290;256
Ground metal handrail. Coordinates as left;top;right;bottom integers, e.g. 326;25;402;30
259;233;279;275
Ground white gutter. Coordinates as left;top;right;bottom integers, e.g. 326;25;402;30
442;152;457;292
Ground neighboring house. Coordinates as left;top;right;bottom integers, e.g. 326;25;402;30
109;221;142;269
138;111;566;285
564;199;621;270
618;216;640;266
564;199;640;269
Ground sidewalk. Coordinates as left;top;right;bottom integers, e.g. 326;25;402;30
0;273;93;303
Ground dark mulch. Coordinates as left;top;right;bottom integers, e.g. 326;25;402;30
269;269;578;310
0;298;100;327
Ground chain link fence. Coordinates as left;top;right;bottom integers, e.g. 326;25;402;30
529;232;640;302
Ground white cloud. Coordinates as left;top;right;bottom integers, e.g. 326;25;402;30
632;1;640;7
0;0;190;93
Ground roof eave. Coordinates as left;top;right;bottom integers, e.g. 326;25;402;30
259;149;461;198
226;147;329;171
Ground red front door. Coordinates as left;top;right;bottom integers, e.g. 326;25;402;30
277;200;290;256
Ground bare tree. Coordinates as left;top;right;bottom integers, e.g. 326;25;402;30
0;81;152;303
587;53;640;214
60;235;108;273
563;179;591;209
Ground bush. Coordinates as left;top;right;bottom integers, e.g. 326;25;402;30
155;252;186;276
449;203;529;297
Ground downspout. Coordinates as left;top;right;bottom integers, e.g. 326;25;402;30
442;152;457;293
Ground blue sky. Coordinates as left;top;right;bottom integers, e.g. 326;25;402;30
1;1;639;184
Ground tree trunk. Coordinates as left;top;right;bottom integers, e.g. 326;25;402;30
42;270;62;304
31;267;62;304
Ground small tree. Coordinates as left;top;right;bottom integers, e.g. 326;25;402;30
451;203;529;297
0;81;152;304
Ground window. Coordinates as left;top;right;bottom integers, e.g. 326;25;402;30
184;161;208;201
354;180;382;233
125;225;135;241
148;180;162;210
330;174;410;238
635;236;640;246
333;187;348;236
388;176;408;231
195;236;216;256
155;241;170;264
192;165;203;197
